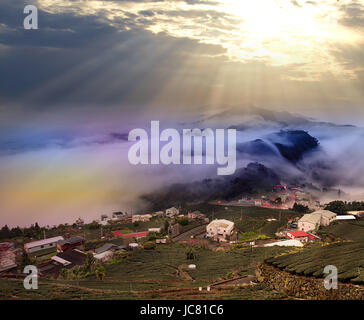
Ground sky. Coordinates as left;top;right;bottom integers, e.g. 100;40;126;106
0;0;364;227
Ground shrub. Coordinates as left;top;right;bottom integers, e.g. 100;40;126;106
144;241;156;250
225;272;233;280
185;247;196;260
177;217;189;226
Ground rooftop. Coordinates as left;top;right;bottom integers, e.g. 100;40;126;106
58;236;85;246
287;231;319;240
312;209;337;219
208;219;234;229
299;213;321;225
95;243;119;254
336;215;356;220
55;249;86;267
24;236;64;250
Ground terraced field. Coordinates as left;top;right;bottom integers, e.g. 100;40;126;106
0;244;289;300
265;241;364;284
319;221;364;242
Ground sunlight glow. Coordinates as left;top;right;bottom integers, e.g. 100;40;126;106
37;0;364;80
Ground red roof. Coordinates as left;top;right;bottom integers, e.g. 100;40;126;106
286;231;319;240
113;231;148;238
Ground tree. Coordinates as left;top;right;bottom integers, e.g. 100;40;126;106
177;217;189;226
20;249;32;268
85;252;96;272
95;265;106;280
225;272;233;280
146;232;158;242
325;201;347;215
88;221;101;230
164;220;170;233
71;266;83;285
0;225;11;239
59;268;68;279
185;247;196;260
10;226;23;238
292;203;309;213
34;222;41;235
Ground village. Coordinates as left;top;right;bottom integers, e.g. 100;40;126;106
1;185;364;299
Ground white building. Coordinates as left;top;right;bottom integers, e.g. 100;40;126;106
153;211;165;217
132;214;152;223
206;219;234;242
314;210;337;226
336;215;356;221
129;243;139;249
112;212;131;221
298;210;336;232
24;236;64;254
94;250;114;262
148;227;161;233
166;207;179;217
156;238;167;244
298;214;321;232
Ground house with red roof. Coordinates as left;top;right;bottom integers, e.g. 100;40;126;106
286;231;319;243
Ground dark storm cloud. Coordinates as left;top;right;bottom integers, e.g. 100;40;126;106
0;0;226;108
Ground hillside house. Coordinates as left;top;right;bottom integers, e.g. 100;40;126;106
206;219;234;242
156;238;167;244
298;214;321;232
298;210;336;232
166;207;179;217
0;242;17;273
315;210;337;226
52;249;86;268
24;236;64;254
112;212;131;222
286;231;320;243
132;214;152;223
188;211;206;220
169;223;181;237
57;236;85;252
153;211;165;217
93;243;125;262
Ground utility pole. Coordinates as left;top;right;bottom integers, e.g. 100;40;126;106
43;229;46;239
